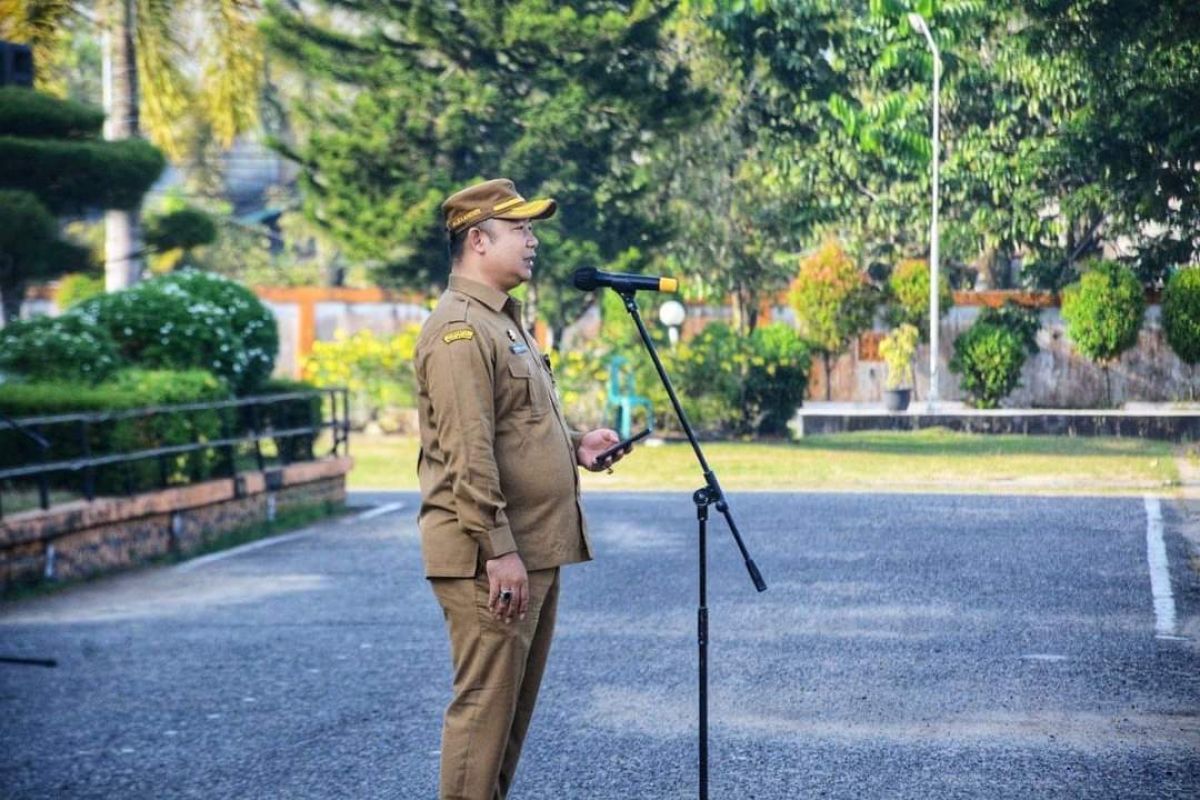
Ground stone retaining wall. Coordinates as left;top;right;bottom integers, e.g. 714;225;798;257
793;410;1200;441
0;457;352;592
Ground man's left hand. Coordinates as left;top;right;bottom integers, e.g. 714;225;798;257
577;428;624;472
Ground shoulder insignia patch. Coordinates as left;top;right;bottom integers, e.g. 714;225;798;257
443;328;475;344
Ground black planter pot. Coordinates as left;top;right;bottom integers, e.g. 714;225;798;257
883;388;911;412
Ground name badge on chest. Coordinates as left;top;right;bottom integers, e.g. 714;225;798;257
509;343;529;355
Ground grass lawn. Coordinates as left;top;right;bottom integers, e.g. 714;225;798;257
340;428;1184;496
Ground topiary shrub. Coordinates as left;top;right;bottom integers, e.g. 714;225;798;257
0;313;122;384
949;322;1027;409
1061;260;1145;406
1162;265;1200;398
886;258;953;336
75;270;278;394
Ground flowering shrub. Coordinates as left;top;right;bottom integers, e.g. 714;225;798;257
0;313;122;384
302;326;419;429
75;270;278;395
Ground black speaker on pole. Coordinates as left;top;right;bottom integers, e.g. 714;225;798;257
0;41;35;87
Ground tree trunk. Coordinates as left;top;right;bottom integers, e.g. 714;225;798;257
103;0;144;292
0;278;23;327
822;351;833;401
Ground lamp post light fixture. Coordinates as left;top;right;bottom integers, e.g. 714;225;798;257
658;300;686;347
908;11;941;411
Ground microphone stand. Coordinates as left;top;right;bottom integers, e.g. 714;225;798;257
614;289;767;800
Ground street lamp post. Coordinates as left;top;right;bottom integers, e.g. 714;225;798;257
908;12;941;411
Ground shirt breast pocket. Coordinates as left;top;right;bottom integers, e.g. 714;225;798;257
506;359;549;419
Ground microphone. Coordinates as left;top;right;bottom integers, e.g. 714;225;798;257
572;267;679;294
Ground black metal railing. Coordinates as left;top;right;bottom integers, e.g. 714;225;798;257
0;388;350;519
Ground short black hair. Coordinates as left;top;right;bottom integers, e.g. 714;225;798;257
447;219;497;264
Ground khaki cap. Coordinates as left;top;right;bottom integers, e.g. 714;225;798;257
442;178;557;235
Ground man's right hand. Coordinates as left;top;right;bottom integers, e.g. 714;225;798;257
485;552;528;623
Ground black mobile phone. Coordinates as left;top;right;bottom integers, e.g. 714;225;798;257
596;428;652;465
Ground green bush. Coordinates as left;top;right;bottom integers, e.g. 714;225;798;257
616;322;809;437
1163;265;1200;366
0;313;122;384
1061;260;1145;405
76;270;278;394
949;323;1027;409
156;270;278;393
743;324;811;435
0;369;231;496
976;302;1041;356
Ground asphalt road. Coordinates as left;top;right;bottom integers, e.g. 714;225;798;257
2;490;1198;799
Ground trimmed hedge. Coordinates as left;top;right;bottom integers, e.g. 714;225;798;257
0;369;231;496
249;379;323;463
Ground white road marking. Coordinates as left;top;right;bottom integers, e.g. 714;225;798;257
174;530;314;573
1143;496;1178;639
345;501;405;523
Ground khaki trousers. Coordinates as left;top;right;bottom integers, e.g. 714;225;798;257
430;566;560;800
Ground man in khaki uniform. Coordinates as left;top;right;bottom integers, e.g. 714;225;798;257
415;178;626;800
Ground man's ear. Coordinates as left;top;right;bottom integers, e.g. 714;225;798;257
469;223;492;256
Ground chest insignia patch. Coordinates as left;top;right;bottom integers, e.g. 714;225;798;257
506;328;518;342
443;328;475;344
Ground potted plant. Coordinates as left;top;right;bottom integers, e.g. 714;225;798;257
878;323;918;412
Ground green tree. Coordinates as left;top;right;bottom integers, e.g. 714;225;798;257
1020;0;1200;283
0;87;163;324
263;0;703;339
788;239;878;400
3;0;265;290
1060;260;1145;406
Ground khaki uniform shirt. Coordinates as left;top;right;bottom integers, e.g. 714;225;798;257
414;275;593;578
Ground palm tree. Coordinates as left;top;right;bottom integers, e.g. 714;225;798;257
2;0;263;290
